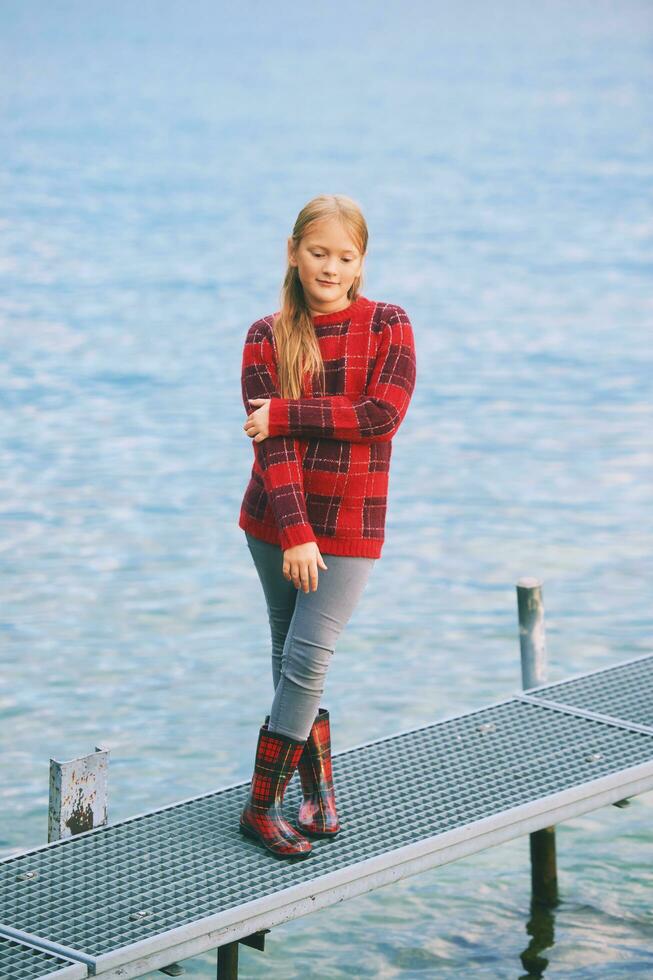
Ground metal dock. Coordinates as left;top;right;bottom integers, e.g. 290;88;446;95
1;652;652;979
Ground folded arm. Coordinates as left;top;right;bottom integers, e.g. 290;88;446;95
242;321;316;550
267;305;417;443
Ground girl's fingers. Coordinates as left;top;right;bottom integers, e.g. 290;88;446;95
282;551;325;589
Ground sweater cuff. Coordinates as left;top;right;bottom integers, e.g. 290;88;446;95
279;522;317;551
268;397;290;437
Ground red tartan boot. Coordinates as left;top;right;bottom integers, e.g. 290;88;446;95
239;721;313;859
296;707;341;838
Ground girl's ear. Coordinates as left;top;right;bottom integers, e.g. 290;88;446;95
287;237;297;266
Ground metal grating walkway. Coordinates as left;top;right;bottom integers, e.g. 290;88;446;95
524;653;653;729
0;935;86;980
1;654;652;979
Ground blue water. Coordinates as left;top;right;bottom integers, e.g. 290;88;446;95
1;1;652;976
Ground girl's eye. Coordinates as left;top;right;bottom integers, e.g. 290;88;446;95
312;252;352;262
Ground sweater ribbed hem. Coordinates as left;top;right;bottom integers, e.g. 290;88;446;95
238;510;315;551
238;513;383;559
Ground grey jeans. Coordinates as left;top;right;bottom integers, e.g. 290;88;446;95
245;530;376;741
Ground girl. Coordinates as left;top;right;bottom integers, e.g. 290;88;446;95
238;194;416;859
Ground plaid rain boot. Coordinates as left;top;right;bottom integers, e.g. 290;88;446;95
295;707;341;838
239;720;312;858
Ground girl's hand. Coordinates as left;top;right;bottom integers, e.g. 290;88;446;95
243;397;271;442
283;542;328;592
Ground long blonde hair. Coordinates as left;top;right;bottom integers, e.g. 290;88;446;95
273;194;368;398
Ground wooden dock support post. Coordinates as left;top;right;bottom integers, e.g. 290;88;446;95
516;577;559;907
217;941;239;978
48;745;109;842
216;931;269;978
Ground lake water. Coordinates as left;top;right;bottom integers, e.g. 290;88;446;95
1;1;652;976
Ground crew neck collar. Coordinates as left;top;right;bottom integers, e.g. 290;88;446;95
310;293;366;325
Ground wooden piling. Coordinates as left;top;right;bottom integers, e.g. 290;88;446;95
217;941;239;978
516;577;559;907
48;745;109;842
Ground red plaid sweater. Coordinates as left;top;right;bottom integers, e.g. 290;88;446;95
238;293;417;558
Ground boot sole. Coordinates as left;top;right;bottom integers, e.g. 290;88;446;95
239;820;312;859
295;824;340;840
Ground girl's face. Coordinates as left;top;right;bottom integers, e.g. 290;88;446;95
288;217;365;315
